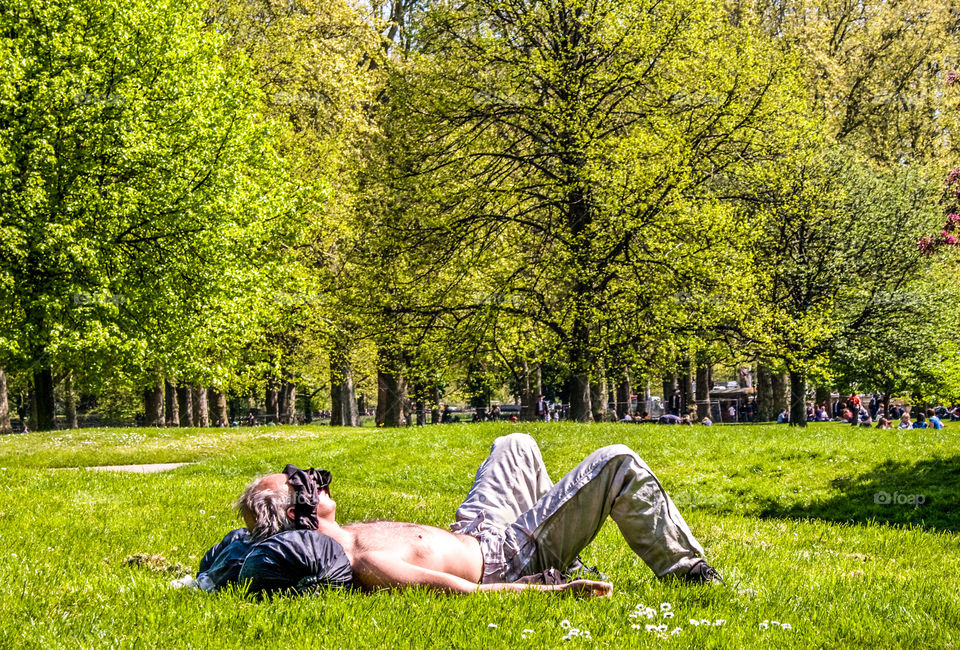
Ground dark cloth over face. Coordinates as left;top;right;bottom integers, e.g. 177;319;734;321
197;528;253;592
282;464;332;531
238;529;353;594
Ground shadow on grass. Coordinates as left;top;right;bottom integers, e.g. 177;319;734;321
759;455;960;532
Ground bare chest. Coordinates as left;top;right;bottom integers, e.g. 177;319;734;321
346;520;482;581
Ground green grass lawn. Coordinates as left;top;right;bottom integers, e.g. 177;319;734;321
0;421;957;648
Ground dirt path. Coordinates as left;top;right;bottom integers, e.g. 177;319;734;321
82;462;193;473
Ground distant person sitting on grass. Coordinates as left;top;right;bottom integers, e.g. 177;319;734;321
198;434;719;597
898;413;912;429
927;409;944;430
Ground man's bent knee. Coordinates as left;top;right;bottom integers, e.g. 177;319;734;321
592;444;645;469
494;432;539;450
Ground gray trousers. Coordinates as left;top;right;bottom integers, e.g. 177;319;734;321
450;433;706;582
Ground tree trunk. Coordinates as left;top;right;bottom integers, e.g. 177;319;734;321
814;385;832;414
569;374;592;422
192;385;209;427
177;385;194;427
789;370;808;427
33;366;56;431
415;396;426;426
520;359;542;421
330;345;359;427
280;380;296;424
662;371;677;408
64;372;79;429
695;363;712;420
265;380;279;424
163;380;179;427
143;378;164;427
377;369;407;427
357;393;367;418
0;368;10;434
756;364;776;422
679;357;694;417
615;366;632;418
430;386;441;424
209;388;229;426
589;364;606;422
772;373;789;415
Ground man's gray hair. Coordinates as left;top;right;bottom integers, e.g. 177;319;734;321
235;477;294;542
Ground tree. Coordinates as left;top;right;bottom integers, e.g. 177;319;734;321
0;0;290;429
748;148;946;426
385;0;800;421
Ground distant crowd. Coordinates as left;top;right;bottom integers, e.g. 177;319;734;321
473;392;959;427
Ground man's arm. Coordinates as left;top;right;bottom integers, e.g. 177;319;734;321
352;552;612;597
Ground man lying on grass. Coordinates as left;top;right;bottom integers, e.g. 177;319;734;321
199;433;719;596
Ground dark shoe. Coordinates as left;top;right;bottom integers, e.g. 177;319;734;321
681;560;722;584
564;556;609;582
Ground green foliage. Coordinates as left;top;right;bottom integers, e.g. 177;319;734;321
0;0;289;398
372;0;807;417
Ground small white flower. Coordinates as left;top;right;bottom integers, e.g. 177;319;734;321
689;619;700;626
635;602;646;610
671;628;682;636
663;612;674;619
660;602;672;611
560;620;571;630
658;624;668;632
569;628;580;637
782;623;793;630
714;619;726;626
488;623;498;629
700;619;711;626
629;611;640;619
523;629;534;634
759;621;769;630
199;509;205;514
772;621;780;627
645;624;659;633
562;635;572;642
645;608;657;619
631;624;641;630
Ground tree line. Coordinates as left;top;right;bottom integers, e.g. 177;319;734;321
1;0;959;432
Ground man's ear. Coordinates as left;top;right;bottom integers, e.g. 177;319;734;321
286;506;296;522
